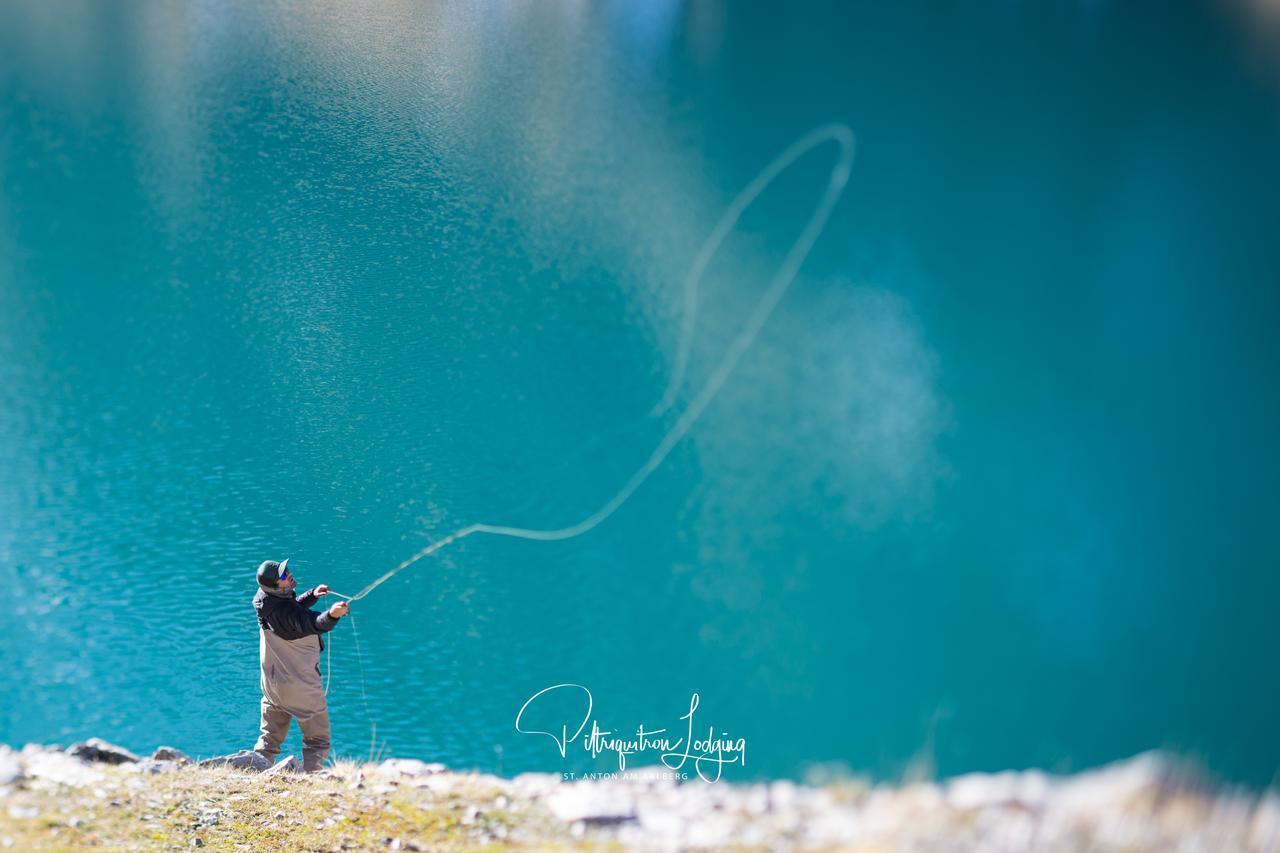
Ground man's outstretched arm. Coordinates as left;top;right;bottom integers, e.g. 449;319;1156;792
313;600;348;633
295;583;331;609
269;596;346;638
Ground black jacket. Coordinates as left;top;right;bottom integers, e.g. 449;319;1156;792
253;587;340;651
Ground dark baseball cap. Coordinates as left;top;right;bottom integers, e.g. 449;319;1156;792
256;558;290;586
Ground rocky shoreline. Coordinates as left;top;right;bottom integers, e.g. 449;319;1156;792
1;740;1277;850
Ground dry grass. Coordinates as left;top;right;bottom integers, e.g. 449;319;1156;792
0;760;594;852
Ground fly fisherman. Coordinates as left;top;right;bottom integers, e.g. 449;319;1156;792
252;559;349;772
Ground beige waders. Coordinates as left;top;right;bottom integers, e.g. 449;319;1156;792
254;628;331;772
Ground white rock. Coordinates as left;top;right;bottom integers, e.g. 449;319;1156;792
769;779;798;812
947;769;1051;811
0;749;22;786
742;784;770;816
66;738;140;765
1208;791;1254;834
1055;752;1182;816
152;746;193;765
546;784;637;824
804;807;861;844
411;775;463;794
634;802;685;840
23;752;104;787
1249;792;1280;850
197;750;270;773
262;756;302;777
684;812;736;847
129;760;182;775
377;759;445;777
510;772;561;799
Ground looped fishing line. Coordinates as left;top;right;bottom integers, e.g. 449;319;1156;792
322;125;856;743
333;122;855;605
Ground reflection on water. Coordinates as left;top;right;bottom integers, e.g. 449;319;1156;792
1;1;1279;785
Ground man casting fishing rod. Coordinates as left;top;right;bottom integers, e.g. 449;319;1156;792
252;559;349;772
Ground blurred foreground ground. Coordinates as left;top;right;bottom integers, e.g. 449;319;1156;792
1;742;1277;851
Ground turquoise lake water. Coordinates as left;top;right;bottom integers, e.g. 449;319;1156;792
2;1;1279;786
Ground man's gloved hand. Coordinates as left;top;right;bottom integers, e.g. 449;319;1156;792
328;601;349;618
314;584;330;596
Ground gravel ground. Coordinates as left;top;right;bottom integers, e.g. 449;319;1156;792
1;742;1277;851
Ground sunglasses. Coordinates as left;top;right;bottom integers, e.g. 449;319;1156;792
279;566;291;582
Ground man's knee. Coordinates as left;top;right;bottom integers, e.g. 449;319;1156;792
299;713;331;747
298;711;331;772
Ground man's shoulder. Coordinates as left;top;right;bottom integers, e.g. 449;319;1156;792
255;589;309;613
